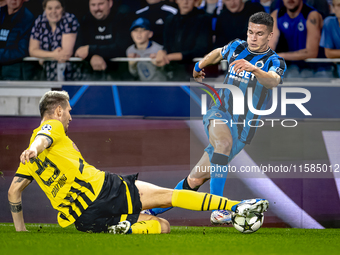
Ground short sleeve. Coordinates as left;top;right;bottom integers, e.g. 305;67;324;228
36;120;65;148
320;17;334;49
126;45;134;56
15;165;34;181
62;13;79;34
268;57;286;83
221;39;240;60
31;15;43;40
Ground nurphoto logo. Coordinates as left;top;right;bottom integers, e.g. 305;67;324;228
200;83;312;128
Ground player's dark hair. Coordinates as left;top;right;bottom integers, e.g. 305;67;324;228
39;91;69;119
42;0;65;9
249;12;274;32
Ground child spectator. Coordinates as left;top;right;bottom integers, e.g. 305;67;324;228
126;17;167;81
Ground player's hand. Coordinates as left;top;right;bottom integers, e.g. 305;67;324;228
75;45;89;59
193;69;206;82
90;55;107;71
20;148;37;165
229;59;256;74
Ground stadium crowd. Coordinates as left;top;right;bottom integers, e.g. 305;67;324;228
0;0;338;81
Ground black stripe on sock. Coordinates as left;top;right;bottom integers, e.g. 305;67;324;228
207;195;213;210
218;198;222;210
211;153;229;165
223;200;227;210
183;177;199;191
201;194;208;211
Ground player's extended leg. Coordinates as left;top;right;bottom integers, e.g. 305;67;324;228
144;152;211;215
208;119;233;196
135;180;269;217
206;119;234;224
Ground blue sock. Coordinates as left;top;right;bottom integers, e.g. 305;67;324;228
149;179;186;215
210;177;226;196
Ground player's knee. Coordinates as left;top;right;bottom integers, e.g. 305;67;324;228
159;218;171;234
213;138;232;154
187;175;205;188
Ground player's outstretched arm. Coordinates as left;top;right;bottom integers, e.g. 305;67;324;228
193;48;223;81
8;177;32;231
20;135;50;165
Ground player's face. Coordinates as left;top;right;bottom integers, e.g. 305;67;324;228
247;22;273;52
223;0;244;13
89;0;112;20
333;0;340;20
283;0;303;12
61;102;72;133
176;0;196;15
131;28;153;45
45;1;63;24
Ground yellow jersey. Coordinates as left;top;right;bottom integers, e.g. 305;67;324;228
15;119;105;228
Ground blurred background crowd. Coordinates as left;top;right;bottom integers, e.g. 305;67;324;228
0;0;339;81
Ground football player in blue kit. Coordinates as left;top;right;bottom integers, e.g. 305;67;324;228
144;12;286;224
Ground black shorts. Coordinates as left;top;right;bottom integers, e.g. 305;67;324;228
74;172;142;233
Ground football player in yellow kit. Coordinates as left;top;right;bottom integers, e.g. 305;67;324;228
8;90;269;234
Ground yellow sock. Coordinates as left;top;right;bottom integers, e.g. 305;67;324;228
130;220;162;234
171;190;240;211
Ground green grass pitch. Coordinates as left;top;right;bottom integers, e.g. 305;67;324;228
1;223;339;255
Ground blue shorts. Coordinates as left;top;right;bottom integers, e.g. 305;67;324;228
203;107;246;177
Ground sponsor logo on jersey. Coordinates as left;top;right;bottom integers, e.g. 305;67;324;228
228;65;256;81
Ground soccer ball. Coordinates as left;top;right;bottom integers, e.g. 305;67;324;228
231;212;264;234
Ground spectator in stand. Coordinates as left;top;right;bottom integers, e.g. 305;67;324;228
198;0;223;15
214;0;265;48
74;0;135;80
251;0;273;13
270;0;330;18
0;0;35;80
155;0;212;81
320;0;340;77
135;0;178;45
126;17;167;81
269;0;325;78
197;0;223;34
29;0;79;81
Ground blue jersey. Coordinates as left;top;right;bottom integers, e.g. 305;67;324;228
215;39;286;144
277;3;315;52
320;16;340;50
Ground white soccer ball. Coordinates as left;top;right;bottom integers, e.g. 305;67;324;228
231;212;264;234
